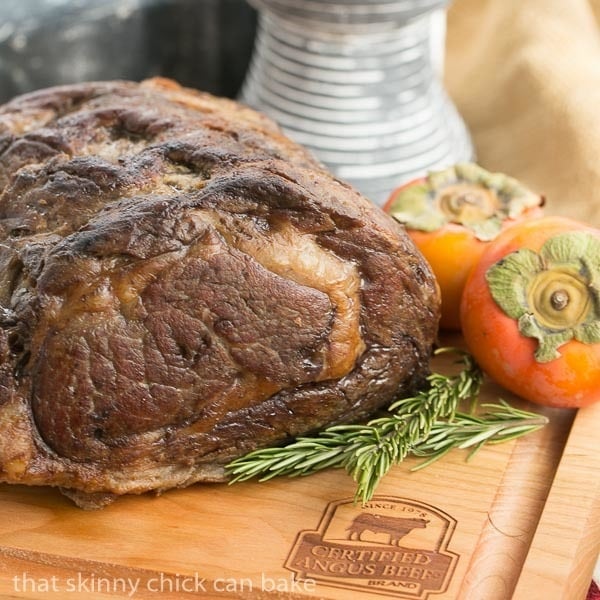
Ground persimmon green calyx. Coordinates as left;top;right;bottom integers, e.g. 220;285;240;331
485;232;600;362
387;163;543;241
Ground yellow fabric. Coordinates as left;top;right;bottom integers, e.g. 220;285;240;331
445;0;600;226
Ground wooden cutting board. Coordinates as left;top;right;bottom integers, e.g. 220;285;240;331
0;350;598;600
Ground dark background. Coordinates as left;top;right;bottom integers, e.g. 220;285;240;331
0;0;258;103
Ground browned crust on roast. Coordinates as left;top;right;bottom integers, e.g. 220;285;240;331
0;78;440;506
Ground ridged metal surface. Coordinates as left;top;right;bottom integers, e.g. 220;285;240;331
249;0;448;27
241;0;473;205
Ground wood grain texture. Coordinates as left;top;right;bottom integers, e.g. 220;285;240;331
512;400;600;600
0;351;597;600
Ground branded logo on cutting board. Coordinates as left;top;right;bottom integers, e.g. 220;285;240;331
285;496;459;599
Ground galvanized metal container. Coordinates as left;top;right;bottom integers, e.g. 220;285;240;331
241;0;473;205
0;0;257;103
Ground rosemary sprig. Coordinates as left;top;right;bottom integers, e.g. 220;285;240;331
226;349;548;503
410;400;549;470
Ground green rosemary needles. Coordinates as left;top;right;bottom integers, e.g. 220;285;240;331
226;349;548;503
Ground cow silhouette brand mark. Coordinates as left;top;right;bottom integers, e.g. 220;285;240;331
285;496;459;599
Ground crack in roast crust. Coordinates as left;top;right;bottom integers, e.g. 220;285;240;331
0;78;440;505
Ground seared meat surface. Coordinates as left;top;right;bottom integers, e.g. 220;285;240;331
0;78;440;508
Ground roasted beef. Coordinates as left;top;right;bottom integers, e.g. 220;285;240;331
0;78;440;508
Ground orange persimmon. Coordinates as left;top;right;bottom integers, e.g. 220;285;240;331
384;164;544;330
460;216;600;409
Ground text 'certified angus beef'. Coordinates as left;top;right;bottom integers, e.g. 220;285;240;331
0;78;440;508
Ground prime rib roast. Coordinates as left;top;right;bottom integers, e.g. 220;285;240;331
0;78;440;508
